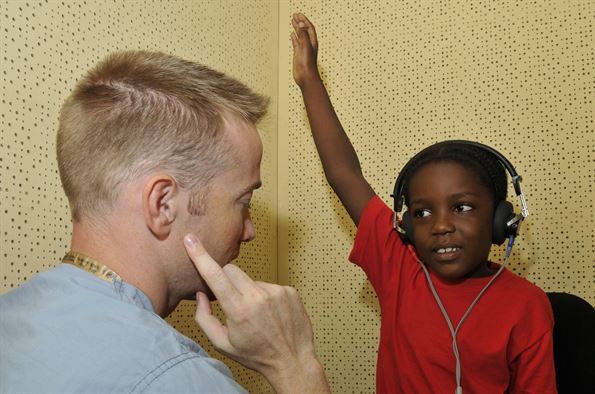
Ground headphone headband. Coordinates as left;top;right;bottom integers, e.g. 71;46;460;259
392;140;529;245
393;140;526;215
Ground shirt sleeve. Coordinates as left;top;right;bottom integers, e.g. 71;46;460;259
509;329;557;394
349;195;411;298
508;289;557;394
132;354;248;394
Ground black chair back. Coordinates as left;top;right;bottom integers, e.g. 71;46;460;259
546;292;595;393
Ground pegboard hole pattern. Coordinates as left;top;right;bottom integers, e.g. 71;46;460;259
3;1;594;394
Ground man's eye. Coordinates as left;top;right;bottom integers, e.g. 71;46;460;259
455;204;473;213
413;209;431;218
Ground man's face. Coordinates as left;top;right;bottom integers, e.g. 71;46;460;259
407;161;495;281
195;116;262;264
176;116;262;299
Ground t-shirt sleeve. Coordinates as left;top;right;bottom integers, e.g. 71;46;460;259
508;290;557;394
349;195;410;298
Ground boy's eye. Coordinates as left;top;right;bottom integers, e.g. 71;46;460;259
455;204;473;213
413;209;431;218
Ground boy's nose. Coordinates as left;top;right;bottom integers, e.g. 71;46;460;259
431;212;455;235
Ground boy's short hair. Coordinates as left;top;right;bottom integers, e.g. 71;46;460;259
57;50;269;221
403;142;508;207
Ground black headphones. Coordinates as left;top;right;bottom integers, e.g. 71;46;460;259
392;140;529;246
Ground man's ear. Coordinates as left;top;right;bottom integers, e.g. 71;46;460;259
143;174;179;240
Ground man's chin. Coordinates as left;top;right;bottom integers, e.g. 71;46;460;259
229;251;239;262
204;288;217;301
182;287;216;302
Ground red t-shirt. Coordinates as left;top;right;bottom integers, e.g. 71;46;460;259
349;195;556;394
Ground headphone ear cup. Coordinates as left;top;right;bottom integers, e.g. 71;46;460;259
492;201;514;245
400;210;414;245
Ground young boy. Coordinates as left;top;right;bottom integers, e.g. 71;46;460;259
291;13;556;394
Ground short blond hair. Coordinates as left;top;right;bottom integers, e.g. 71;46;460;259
57;51;268;220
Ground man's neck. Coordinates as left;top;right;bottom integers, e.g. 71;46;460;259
70;218;176;317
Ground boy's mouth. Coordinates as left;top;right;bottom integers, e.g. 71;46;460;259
435;247;461;254
433;246;462;262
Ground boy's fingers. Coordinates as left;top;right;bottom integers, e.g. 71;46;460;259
300;15;318;50
291;16;300;33
184;234;239;306
294;13;318;50
296;24;312;46
305;24;318;50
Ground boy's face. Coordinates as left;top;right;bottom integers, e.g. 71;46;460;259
407;161;495;281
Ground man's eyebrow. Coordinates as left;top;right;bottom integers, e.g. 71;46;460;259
239;181;262;196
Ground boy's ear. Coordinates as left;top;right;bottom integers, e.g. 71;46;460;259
143;174;179;240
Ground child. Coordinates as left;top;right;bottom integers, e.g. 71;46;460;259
291;13;556;394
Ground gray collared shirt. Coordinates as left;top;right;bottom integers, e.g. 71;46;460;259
0;263;247;394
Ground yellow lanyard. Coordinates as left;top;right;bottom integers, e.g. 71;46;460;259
62;251;121;283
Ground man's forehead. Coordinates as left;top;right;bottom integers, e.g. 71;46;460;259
222;113;258;134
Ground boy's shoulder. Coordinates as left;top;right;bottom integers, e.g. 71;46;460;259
503;268;549;295
499;268;553;320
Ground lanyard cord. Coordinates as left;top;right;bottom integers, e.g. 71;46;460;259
62;251;121;283
412;235;515;394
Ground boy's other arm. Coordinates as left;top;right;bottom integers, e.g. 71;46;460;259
291;13;374;226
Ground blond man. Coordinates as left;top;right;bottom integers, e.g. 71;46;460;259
0;51;329;394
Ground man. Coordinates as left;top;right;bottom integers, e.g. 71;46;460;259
0;51;330;393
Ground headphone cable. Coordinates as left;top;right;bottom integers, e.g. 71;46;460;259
412;235;515;394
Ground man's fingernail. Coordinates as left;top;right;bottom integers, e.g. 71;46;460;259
299;22;305;27
184;234;198;248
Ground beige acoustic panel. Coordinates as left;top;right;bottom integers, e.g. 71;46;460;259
282;0;593;393
1;1;278;392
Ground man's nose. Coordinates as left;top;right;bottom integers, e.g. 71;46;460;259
242;216;256;242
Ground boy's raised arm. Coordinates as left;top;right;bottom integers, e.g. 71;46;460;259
291;13;374;226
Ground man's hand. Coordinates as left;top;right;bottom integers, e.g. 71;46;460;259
291;13;321;88
184;233;330;394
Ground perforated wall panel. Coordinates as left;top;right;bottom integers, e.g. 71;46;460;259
1;1;278;392
280;1;594;393
4;1;594;393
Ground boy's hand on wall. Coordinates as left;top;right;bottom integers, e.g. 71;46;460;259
291;13;320;88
